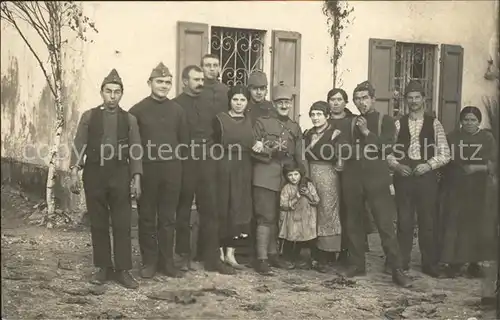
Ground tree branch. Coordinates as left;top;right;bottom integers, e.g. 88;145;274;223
12;1;51;46
3;8;56;97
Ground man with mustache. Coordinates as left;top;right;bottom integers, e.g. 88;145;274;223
173;65;236;275
245;70;275;124
69;69;142;289
388;80;450;278
129;62;189;279
338;81;411;287
252;83;308;275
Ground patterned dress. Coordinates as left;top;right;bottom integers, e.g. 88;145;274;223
279;182;319;242
304;124;342;252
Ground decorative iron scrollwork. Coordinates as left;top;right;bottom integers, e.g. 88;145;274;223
211;27;265;86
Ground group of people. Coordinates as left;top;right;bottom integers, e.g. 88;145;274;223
69;53;497;293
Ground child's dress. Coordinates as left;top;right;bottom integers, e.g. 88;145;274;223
279;181;319;242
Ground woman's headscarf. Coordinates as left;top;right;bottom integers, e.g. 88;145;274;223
460;106;482;123
309;100;331;118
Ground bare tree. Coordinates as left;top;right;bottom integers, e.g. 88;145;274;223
1;1;97;223
323;0;354;88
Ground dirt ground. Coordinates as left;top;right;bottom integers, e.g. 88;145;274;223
1;185;496;319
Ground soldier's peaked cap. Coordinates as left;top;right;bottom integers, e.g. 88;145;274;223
149;62;172;79
248;70;268;87
272;83;293;101
354;80;375;93
101;69;123;88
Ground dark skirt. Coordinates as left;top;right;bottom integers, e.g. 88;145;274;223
216;151;253;240
440;171;498;264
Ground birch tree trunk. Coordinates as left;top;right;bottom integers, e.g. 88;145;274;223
46;78;63;217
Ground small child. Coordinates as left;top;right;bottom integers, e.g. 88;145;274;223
279;163;320;268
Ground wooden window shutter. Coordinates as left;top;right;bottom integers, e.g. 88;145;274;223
271;30;302;121
438;44;464;134
176;21;209;95
368;38;396;116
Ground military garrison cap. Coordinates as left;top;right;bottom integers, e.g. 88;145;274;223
248;70;268;87
354;81;374;93
101;69;123;88
404;80;425;96
149;62;172;79
272;83;293;101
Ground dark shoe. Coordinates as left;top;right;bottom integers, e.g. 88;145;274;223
205;261;236;275
384;260;409;275
344;266;366;278
422;265;441;278
336;250;349;266
160;261;184;278
443;264;461;278
178;254;196;272
254;259;273;276
269;254;294;269
392;269;412;288
90;267;114;285
115;270;139;289
466;263;482;278
140;264;157;279
294;260;311;270
315;262;328;273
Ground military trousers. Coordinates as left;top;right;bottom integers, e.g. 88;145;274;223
341;166;402;270
394;168;439;269
175;158;219;267
83;162;133;271
138;161;182;267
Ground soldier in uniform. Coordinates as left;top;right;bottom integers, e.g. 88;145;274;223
338;81;411;287
245;70;275;124
129;62;189;279
252;83;308;275
69;69;142;289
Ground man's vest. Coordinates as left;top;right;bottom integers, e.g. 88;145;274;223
397;114;435;163
85;106;129;164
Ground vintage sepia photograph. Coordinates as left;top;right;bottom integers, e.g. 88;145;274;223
1;0;499;319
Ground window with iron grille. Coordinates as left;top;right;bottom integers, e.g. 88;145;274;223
393;42;436;118
210;26;266;86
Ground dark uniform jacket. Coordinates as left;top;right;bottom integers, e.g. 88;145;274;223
245;100;275;125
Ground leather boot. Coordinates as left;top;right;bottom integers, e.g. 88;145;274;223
160;260;183;278
115;270;139;289
392;269;412;288
254;259;273;276
344;266;366;278
269;254;294;269
90;267;114;285
140;264;157;279
225;247;244;269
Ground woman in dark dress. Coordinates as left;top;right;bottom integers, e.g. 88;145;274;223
213;85;255;269
440;106;497;278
